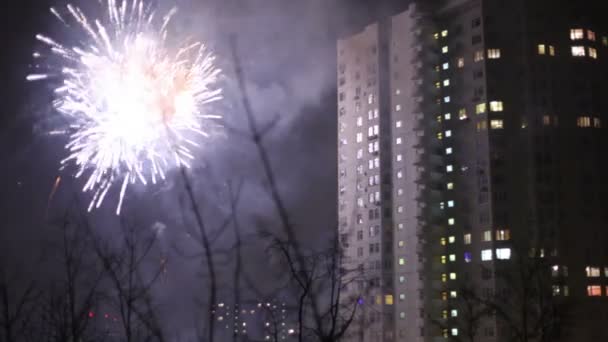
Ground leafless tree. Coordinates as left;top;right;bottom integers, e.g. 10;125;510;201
0;265;40;342
92;219;166;342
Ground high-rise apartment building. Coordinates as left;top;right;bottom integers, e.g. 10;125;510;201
337;1;608;341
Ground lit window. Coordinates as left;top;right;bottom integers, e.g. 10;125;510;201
549;45;555;56
396;137;402;145
398;240;404;247
448;200;454;207
435;81;441;89
399;312;405;319
399;258;405;265
399;276;405;283
441;274;447;282
443;79;450;87
476;103;486;114
474;50;484;62
490;120;504;129
446;147;453;155
440;238;447;246
399;293;405;301
356;132;363;143
451;328;458;337
594;118;601;128
464;233;471;245
445;130;452;137
571;46;586;57
449;254;456;262
441;255;446;264
587;285;602;297
447;182;454;190
396;154;402;162
448;218;455;226
577;116;591;127
570;28;584;40
444;113;452;120
441;30;448;37
442;46;449;54
449;273;457;280
442;62;449;70
397;188;403;195
464;252;472;263
586;267;601;277
397;206;403;213
481;250;492;261
588;30;596;41
395;104;402;111
448;236;455;244
396;120;402;128
437;132;443;140
451;310;458;317
603;36;608;46
487;49;501;59
605;267;608;277
444;96;451;103
483;231;492;242
450;291;457;298
496;229;510;241
496;248;511;260
489;101;504;112
368;94;374;104
385;295;394;305
459;108;468;120
433;32;439;40
457;57;464;68
356;117;363;126
398;223;403;230
446;165;453;173
477;120;487;131
589;47;598;59
538;44;546;55
542;115;551;126
552;285;561;296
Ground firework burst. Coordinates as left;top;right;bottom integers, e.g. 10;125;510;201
28;0;222;214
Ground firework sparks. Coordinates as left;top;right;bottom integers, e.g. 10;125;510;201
29;0;222;215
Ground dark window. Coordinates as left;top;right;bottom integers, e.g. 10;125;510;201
472;17;481;28
472;35;482;44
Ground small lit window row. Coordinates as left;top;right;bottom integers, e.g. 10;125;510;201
433;30;449;40
571;46;598;59
576;116;601;128
481;248;511;261
570;28;596;42
585;266;608;278
537;44;556;56
587;285;608;297
475;101;504;114
482;229;511;241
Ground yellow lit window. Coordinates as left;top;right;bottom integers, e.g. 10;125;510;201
474;50;484;62
440;237;447;246
537;44;546;55
476;120;487;131
490;120;504;129
447;182;454;190
483;230;492;242
441;292;448;301
603;36;608;46
450;273;456;280
496;229;510;241
437;132;443;140
441;30;448;37
464;233;471;245
441;274;447;282
549;45;555;56
589;47;598;59
487;48;501;59
489;101;504;112
459;108;468;120
448;218;455;225
441;255;446;264
570;28;584;40
577;116;591;127
442;310;448;319
588;30;596;41
435;81;441;89
399;258;405;265
586;267;601;277
571;46;586;57
476;103;486;114
385;294;394;305
433;32;439;40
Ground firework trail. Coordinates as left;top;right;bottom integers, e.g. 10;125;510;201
28;0;222;215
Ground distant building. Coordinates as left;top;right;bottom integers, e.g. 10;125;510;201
213;301;297;341
337;1;608;341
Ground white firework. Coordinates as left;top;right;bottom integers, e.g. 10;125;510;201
28;0;222;214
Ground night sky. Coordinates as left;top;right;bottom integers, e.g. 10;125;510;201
0;0;407;336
